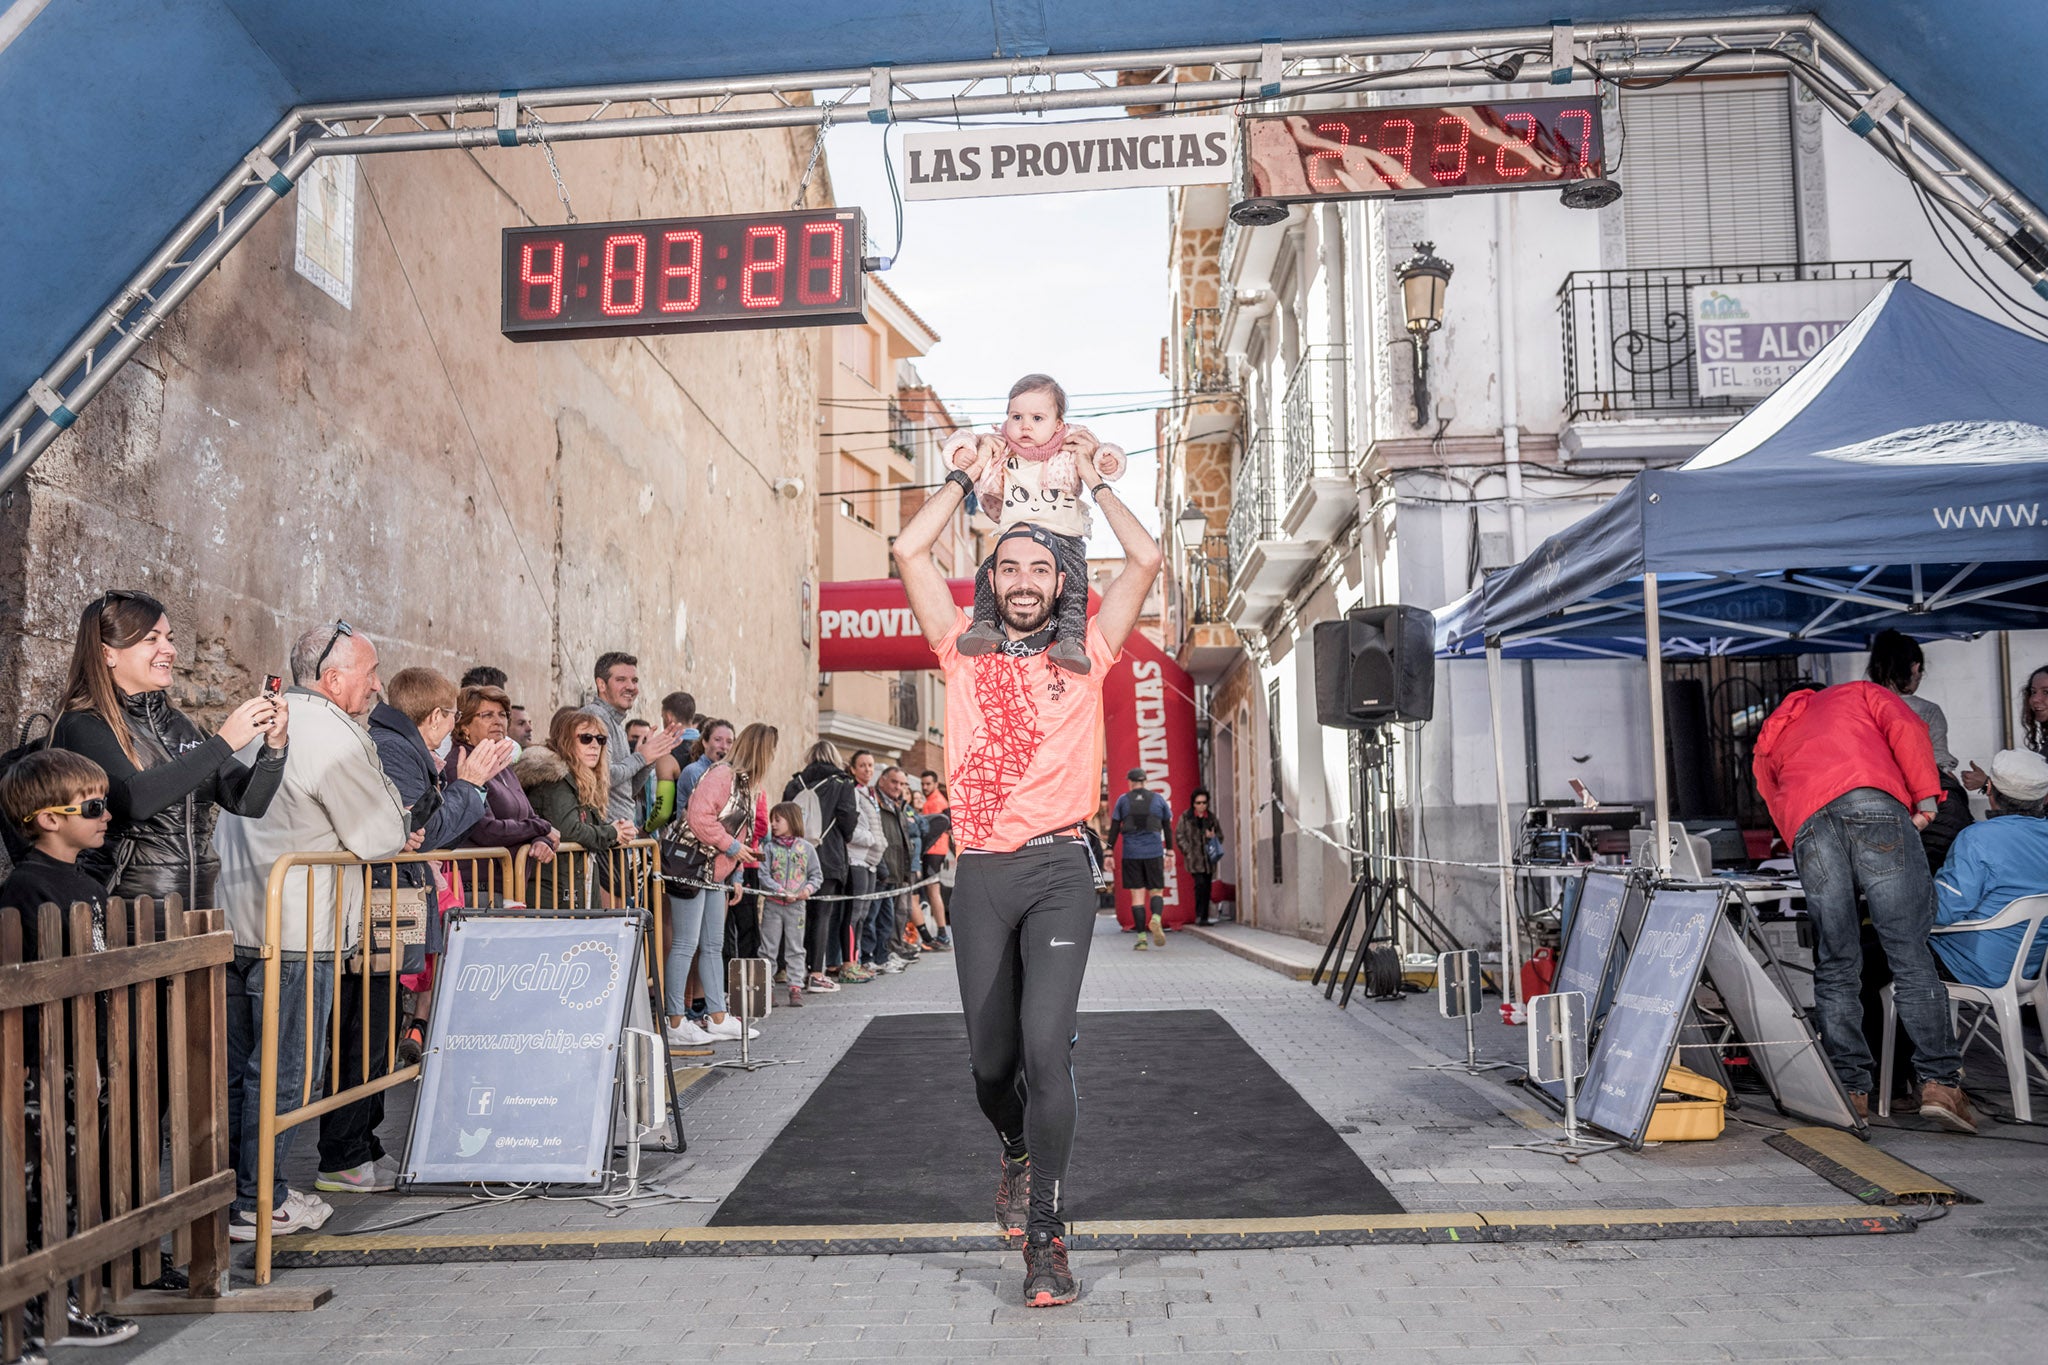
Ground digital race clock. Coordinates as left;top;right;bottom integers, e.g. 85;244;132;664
1242;97;1604;203
500;207;867;341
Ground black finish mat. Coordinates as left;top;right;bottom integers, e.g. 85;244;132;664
709;1008;1401;1226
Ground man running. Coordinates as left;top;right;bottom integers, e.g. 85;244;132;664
892;430;1162;1308
1107;767;1175;949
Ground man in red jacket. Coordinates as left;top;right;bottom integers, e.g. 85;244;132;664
1753;680;1973;1132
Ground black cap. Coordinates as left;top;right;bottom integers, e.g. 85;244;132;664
1127;767;1147;782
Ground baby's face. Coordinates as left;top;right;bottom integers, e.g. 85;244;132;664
1003;388;1061;448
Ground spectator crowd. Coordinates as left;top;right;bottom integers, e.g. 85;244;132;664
0;592;963;1356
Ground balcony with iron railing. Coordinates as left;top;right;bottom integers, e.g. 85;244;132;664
1278;345;1355;544
1182;307;1232;394
1223;428;1320;628
1558;260;1910;424
888;398;915;460
890;673;920;732
1226;430;1278;585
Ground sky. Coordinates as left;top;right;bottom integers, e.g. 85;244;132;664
820;116;1170;554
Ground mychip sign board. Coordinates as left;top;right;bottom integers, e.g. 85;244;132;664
1691;278;1888;397
406;914;643;1184
1577;885;1724;1147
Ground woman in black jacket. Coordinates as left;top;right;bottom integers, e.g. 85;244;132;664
784;740;858;982
51;590;288;926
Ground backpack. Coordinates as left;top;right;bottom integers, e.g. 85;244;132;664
793;775;827;846
0;712;54;863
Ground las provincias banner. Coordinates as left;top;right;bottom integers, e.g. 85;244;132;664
817;578;1204;926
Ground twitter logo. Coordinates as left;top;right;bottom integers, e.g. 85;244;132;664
458;1127;491;1157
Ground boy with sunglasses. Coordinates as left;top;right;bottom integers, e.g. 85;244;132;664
2;748;116;944
1;749;145;1348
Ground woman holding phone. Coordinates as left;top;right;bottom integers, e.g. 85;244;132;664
51;589;289;924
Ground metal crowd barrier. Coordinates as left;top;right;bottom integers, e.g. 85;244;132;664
250;846;514;1284
1;898;235;1346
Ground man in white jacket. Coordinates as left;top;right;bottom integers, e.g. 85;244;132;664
213;620;412;1241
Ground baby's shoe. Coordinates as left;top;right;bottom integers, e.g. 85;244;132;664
956;620;1006;656
1048;639;1092;675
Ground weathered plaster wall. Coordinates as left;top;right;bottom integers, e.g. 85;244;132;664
1;115;824;761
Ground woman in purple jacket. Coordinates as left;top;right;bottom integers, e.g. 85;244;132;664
443;685;558;864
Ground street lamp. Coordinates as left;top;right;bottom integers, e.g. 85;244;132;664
1175;499;1210;551
1393;241;1453;429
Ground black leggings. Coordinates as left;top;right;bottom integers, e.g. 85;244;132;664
949;840;1097;1235
805;875;844;974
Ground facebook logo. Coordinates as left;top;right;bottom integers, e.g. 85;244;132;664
468;1087;495;1117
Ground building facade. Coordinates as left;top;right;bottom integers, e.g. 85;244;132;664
1159;69;2040;950
1;117;828;762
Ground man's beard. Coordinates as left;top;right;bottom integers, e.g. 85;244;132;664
998;590;1053;634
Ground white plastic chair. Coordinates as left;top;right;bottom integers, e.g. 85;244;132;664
1878;893;2048;1122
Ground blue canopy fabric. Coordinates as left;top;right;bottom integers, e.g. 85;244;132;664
2;2;2047;445
1438;280;2048;659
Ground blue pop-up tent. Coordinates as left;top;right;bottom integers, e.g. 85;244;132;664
1438;280;2048;660
1434;278;2048;946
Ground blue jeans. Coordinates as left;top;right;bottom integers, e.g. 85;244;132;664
665;890;728;1017
226;950;336;1214
1793;788;1962;1093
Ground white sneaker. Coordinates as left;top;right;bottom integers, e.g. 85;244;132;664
288;1188;335;1229
667;1018;715;1046
228;1190;326;1242
315;1158;399;1193
880;957;907;974
705;1016;759;1041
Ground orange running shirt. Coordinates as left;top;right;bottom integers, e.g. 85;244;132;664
937;609;1118;852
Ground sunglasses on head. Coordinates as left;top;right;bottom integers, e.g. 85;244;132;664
29;797;109;822
313;619;354;676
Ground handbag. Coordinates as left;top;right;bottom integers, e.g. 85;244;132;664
1203;834;1225;866
657;819;714;888
363;884;431;974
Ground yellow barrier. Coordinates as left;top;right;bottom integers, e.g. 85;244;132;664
250;846;514;1284
513;837;672;1015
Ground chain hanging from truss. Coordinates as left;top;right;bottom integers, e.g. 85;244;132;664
526;108;577;223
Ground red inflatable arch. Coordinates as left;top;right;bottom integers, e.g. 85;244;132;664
817;578;1204;927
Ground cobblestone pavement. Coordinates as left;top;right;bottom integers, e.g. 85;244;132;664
97;912;2048;1363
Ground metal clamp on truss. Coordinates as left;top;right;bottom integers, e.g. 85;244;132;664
1550;24;1576;85
243;149;294;197
1846;82;1905;137
28;378;74;429
867;66;894;124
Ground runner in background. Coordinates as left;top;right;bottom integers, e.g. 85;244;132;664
919;771;954;950
892;423;1162;1309
1107;767;1174;949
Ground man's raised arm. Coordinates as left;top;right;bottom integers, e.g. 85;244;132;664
892;451;982;648
1082;455;1164;657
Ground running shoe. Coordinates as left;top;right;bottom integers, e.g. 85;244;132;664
1133;936;1149;951
1021;1229;1078;1307
228;1189;327;1243
44;1300;140;1349
704;1016;759;1041
1148;914;1165;946
667;1017;716;1046
315;1158;399;1193
786;986;804;1008
806;973;840;993
922;936;951;953
993;1156;1030;1239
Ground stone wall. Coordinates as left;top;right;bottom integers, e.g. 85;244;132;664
0;117;824;768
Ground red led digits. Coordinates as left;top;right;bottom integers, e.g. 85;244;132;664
1375;117;1417;187
1557;108;1595;176
601;233;647;316
796;221;844;305
1430;115;1472;183
518;240;564;320
740;225;787;309
1496;112;1539;178
658;230;703;312
1307;121;1352;191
